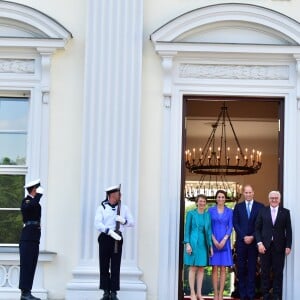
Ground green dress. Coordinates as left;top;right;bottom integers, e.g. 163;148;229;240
184;209;212;266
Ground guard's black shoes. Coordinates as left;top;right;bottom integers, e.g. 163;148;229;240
110;291;119;300
100;290;110;300
20;293;41;300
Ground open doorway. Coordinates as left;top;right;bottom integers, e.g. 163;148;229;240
179;96;284;299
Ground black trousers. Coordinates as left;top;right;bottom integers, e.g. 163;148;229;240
19;240;39;291
98;233;123;292
260;242;285;299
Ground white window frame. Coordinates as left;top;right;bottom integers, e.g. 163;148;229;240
0;2;71;250
0;95;29;246
0;2;71;298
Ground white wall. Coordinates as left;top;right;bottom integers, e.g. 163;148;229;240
142;1;300;299
4;0;300;299
46;10;86;300
10;0;86;298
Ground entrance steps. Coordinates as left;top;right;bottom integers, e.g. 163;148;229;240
184;297;241;300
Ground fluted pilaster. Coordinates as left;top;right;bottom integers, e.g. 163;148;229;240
66;0;145;299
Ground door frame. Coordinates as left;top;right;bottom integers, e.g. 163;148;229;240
179;96;285;299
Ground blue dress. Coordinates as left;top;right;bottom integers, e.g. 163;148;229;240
184;209;212;266
208;205;233;266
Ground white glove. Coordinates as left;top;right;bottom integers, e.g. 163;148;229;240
115;215;126;225
36;187;44;194
108;229;121;241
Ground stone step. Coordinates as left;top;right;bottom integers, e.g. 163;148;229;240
184;297;241;300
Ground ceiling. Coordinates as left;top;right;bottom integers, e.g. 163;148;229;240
185;98;280;155
187;119;278;140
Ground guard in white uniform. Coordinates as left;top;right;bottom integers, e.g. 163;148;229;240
94;184;134;300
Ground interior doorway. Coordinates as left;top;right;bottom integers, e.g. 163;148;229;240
179;96;284;299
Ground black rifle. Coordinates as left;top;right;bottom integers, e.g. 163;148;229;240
114;200;121;253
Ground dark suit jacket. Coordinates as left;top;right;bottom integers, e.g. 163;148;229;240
233;200;264;243
255;205;292;252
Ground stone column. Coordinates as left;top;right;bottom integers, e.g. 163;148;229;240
66;0;146;299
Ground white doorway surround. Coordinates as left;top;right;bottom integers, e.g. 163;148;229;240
151;4;300;300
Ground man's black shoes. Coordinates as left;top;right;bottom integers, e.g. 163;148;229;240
110;291;119;300
100;290;119;300
20;292;41;300
100;290;110;300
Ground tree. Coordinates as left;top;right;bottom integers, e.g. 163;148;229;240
0;174;24;243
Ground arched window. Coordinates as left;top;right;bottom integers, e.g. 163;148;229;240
0;1;71;297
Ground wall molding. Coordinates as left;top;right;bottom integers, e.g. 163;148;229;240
151;4;299;300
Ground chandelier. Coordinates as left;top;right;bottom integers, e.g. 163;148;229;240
185;178;242;202
185;103;262;176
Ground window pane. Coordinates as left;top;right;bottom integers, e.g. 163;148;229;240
0;210;22;244
0;175;25;208
0;98;28;165
0;98;29;130
0;133;27;165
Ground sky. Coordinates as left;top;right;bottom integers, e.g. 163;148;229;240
0;98;28;164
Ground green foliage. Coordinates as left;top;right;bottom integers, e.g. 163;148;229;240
0;174;24;208
0;211;22;244
0;174;25;244
184;200;196;220
0;156;25;165
1;157;15;165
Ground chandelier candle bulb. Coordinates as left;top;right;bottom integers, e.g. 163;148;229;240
185;180;243;202
236;155;239;165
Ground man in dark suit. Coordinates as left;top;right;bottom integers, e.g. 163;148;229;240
233;184;264;300
255;190;292;300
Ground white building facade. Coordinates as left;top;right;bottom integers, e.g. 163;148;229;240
0;1;299;300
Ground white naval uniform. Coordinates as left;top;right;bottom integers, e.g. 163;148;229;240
94;200;134;292
94;200;134;234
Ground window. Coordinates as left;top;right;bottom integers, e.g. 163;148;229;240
0;97;28;165
0;97;29;245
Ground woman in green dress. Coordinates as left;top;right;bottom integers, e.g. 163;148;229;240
184;194;213;300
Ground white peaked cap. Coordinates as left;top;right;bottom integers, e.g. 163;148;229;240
24;178;40;189
105;184;121;193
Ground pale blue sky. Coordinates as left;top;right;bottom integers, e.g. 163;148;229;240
0;98;28;164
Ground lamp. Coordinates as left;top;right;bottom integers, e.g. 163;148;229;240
185;178;242;202
185;103;262;176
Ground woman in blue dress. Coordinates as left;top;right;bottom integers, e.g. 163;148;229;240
208;190;233;300
184;194;213;300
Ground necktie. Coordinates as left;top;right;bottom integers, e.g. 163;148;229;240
271;207;276;224
246;202;251;218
